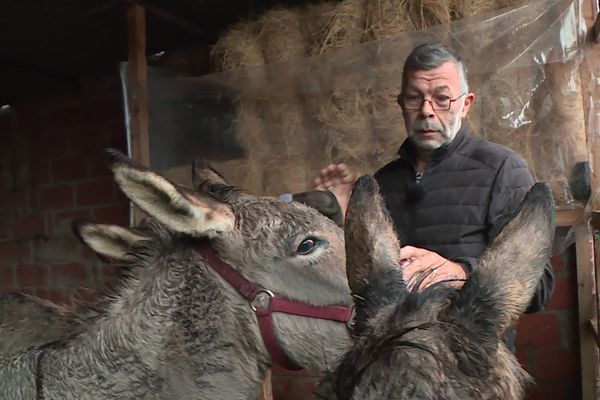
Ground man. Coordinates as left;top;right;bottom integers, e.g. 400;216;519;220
314;42;554;313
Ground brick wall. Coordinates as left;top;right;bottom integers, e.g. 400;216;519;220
0;75;129;304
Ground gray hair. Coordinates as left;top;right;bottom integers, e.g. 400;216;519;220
402;43;469;93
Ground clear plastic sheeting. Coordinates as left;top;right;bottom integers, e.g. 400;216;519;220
122;0;596;207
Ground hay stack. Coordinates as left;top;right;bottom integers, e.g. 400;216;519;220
316;89;375;161
529;60;588;204
313;0;368;55
300;2;338;51
211;20;264;71
365;0;411;40
407;0;451;30
450;0;496;19
258;7;306;63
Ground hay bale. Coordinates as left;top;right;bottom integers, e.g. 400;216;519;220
528;60;588;205
316;89;375;161
407;0;451;29
258;7;306;63
313;0;368;55
450;0;496;19
367;90;406;163
211;20;264;71
365;0;411;40
300;1;338;52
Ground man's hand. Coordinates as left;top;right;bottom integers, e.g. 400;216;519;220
400;246;466;290
313;163;358;220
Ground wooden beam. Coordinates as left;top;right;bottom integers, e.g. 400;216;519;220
575;222;599;400
126;2;150;225
258;370;273;400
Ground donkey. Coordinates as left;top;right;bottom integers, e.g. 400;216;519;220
317;176;555;399
0;150;352;400
0;222;150;356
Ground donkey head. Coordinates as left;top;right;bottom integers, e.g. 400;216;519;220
318;176;554;399
107;150;352;371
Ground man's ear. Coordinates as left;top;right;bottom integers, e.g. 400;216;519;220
461;92;475;117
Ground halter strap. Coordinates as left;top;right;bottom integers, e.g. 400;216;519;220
197;241;352;370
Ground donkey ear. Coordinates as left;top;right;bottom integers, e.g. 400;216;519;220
345;176;404;299
192;159;227;192
107;149;235;237
454;182;555;339
72;221;149;261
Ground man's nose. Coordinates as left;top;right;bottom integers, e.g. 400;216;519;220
419;99;436;118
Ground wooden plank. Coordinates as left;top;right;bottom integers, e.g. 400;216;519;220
126;2;150;225
258;370;273;400
556;207;585;227
580;1;600;398
575;222;599;400
126;2;150;168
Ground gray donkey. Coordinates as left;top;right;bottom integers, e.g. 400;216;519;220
0;223;150;356
317;176;555;400
0;150;352;400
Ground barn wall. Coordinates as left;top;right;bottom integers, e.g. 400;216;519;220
0;75;129;304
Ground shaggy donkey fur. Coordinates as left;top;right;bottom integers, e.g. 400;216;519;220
0;151;352;400
317;176;555;400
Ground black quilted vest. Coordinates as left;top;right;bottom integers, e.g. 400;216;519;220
374;124;534;261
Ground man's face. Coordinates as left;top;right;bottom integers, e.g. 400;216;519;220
400;61;474;150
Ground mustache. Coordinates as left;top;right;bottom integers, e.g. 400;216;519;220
411;121;443;132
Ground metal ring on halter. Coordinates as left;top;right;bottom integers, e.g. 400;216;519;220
251;289;275;312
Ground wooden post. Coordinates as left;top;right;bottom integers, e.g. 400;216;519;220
578;1;600;398
126;1;150;224
258;370;273;400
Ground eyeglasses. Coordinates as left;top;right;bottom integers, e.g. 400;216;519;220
397;93;466;111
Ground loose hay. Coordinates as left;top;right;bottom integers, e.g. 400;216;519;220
451;0;496;19
365;0;411;40
211;20;264;71
258;7;306;63
407;0;451;30
313;0;368;55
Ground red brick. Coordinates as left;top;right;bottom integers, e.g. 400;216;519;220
526;384;569;400
88;155;113;179
0;241;31;263
29;159;52;186
51;262;87;285
101;264;123;283
35;288;70;305
52;156;89;182
52;208;93;236
70;128;111;156
534;349;579;381
92;205;129;225
0;265;15;288
548;276;577;310
75;180;116;206
0;191;29;213
11;213;45;238
0;216;10;240
16;264;49;286
31;133;70;159
550;254;565;274
516;313;561;347
39;185;74;209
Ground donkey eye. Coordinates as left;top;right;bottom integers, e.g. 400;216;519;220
297;238;318;255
